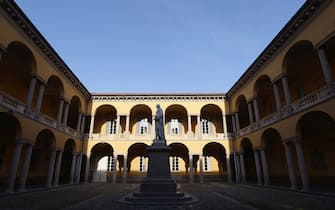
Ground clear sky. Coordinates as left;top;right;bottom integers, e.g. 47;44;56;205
15;0;305;93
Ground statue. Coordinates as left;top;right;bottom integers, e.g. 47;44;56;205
154;104;165;142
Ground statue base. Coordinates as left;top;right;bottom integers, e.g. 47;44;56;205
119;141;198;205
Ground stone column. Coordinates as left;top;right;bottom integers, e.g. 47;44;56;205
76;113;82;132
199;156;204;183
188;115;192;135
253;99;260;126
226;155;232;183
273;82;282;113
80;115;86;133
75;154;82;184
69;153;76;184
281;76;292;107
125;115;130;138
18;143;33;192
122;154;127;184
283;142;297;189
197;115;201;138
222;115;228;138
46;150;56;188
260;148;270;186
113;154;118;184
116;115;121;135
235;113;240;133
295;139;310;191
247;102;254;124
254;150;262;185
232;115;236;134
151;115;155;138
35;83;45;113
233;153;240;183
318;48;334;93
62;102;69;125
189;155;193;184
84;153;90;183
25;76;37;110
53;151;63;186
89;115;95;137
6;142;23;193
57;98;64;124
240;153;246;183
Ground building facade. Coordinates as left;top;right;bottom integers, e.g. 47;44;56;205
0;0;334;193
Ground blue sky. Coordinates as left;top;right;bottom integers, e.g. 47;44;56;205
15;0;305;93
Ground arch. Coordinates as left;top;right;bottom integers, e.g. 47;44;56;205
168;143;189;172
296;111;335;187
0;41;36;103
93;105;117;134
165;104;188;135
129;104;152;135
67;96;82;130
200;104;224;134
236;95;250;128
240;138;256;182
59;139;76;183
127;143;149;172
254;75;276;118
283;41;325;102
262;128;289;185
28;129;56;186
202;142;227;174
40;75;64;119
0;113;22;189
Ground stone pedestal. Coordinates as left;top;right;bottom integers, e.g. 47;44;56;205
119;141;198;205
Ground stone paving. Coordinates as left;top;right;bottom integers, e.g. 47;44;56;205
0;183;334;209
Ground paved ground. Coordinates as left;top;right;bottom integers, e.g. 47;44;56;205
0;183;335;209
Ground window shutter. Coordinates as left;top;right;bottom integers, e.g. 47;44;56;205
167;122;171;134
147;123;151;134
136;121;140;134
105;121;111;134
178;121;182;135
209;121;214;134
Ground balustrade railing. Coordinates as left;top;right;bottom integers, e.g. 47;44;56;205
236;84;334;137
0;91;81;138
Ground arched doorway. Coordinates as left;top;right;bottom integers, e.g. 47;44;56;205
200;104;224;136
202;142;226;181
129;105;152;136
0;113;21;190
93;105;117;135
28;129;55;187
67;96;82;130
90;143;114;182
240;138;256;183
127;143;148;182
296;111;335;188
59;139;76;184
168;143;189;182
262;128;289;186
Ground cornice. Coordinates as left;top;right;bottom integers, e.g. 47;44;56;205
0;0;91;99
226;0;329;99
92;93;225;102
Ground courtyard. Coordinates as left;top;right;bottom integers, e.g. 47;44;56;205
0;183;334;209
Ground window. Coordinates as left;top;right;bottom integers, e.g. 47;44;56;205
201;119;209;134
105;120;117;134
204;156;211;172
171;156;179;172
138;118;149;134
139;156;146;172
170;119;180;135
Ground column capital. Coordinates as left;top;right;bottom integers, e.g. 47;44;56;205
282;136;301;144
253;146;265;151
